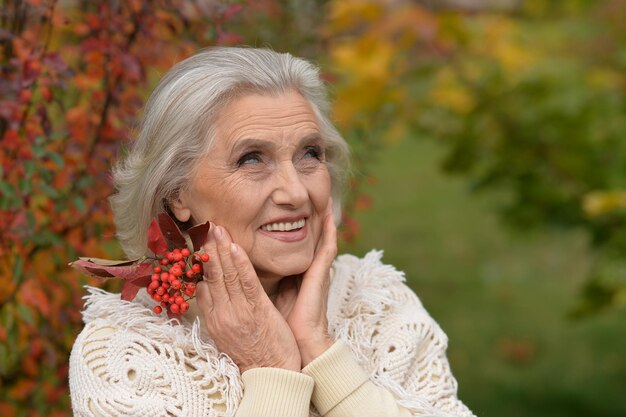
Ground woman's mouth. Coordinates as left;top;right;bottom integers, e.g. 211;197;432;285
259;218;308;242
260;219;305;232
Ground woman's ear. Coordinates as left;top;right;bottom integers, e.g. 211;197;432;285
170;195;192;223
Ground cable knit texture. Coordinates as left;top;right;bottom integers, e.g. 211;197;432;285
70;250;475;417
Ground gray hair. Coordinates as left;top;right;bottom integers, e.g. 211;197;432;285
110;47;351;258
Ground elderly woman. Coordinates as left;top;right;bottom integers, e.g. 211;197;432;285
69;47;475;417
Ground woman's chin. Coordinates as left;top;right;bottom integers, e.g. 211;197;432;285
254;254;314;280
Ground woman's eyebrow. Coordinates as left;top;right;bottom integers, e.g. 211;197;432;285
299;132;324;145
230;133;324;156
230;138;274;156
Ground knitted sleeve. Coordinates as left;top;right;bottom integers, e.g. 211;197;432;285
302;341;413;417
69;288;318;417
69;288;242;417
327;251;476;417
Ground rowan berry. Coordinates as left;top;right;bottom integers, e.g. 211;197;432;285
185;284;196;297
153;306;163;314
143;245;211;316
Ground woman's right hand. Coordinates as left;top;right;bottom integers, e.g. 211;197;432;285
195;224;301;373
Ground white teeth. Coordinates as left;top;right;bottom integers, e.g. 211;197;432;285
261;219;305;232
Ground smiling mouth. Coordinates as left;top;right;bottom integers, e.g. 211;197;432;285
260;219;306;232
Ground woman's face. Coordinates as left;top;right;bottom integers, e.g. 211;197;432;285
172;90;331;285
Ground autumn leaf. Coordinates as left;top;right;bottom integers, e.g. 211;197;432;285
121;275;152;301
187;220;211;252
70;258;152;280
147;217;168;255
157;212;188;250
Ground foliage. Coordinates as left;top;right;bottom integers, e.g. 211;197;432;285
322;0;626;315
420;1;626;316
0;1;241;415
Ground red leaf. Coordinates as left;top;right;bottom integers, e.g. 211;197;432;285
147;218;168;255
187;221;211;252
74;257;142;266
70;258;152;280
158;212;187;250
121;275;152;301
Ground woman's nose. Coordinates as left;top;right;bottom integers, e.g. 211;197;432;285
271;163;308;208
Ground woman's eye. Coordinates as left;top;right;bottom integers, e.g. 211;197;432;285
237;151;262;166
303;146;323;160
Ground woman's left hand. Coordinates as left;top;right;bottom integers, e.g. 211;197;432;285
275;199;337;367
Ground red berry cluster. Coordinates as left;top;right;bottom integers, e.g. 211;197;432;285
147;247;210;315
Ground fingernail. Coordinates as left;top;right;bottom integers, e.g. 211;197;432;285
214;225;223;239
230;242;238;254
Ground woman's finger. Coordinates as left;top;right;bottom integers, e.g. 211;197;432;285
201;224;229;304
195;281;214;313
213;225;244;298
306;199;337;280
229;242;263;301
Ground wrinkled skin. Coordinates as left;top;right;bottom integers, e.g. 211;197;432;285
172;91;335;371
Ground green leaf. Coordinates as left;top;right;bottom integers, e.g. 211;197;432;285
0;181;19;210
76;176;94;189
12;256;24;286
39;183;60;199
31;230;63;247
0;343;9;375
0;181;15;199
16;304;34;325
32;144;46;159
24;161;36;178
73;196;87;214
18;178;31;195
48;152;64;168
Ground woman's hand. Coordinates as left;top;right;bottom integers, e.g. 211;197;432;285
275;200;337;366
196;225;301;373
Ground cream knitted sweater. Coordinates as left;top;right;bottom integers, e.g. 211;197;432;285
69;251;475;417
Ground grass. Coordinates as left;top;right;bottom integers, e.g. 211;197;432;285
341;138;626;417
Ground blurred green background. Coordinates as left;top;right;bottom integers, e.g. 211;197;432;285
1;0;625;416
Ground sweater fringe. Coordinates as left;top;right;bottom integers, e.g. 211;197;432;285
81;286;243;416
